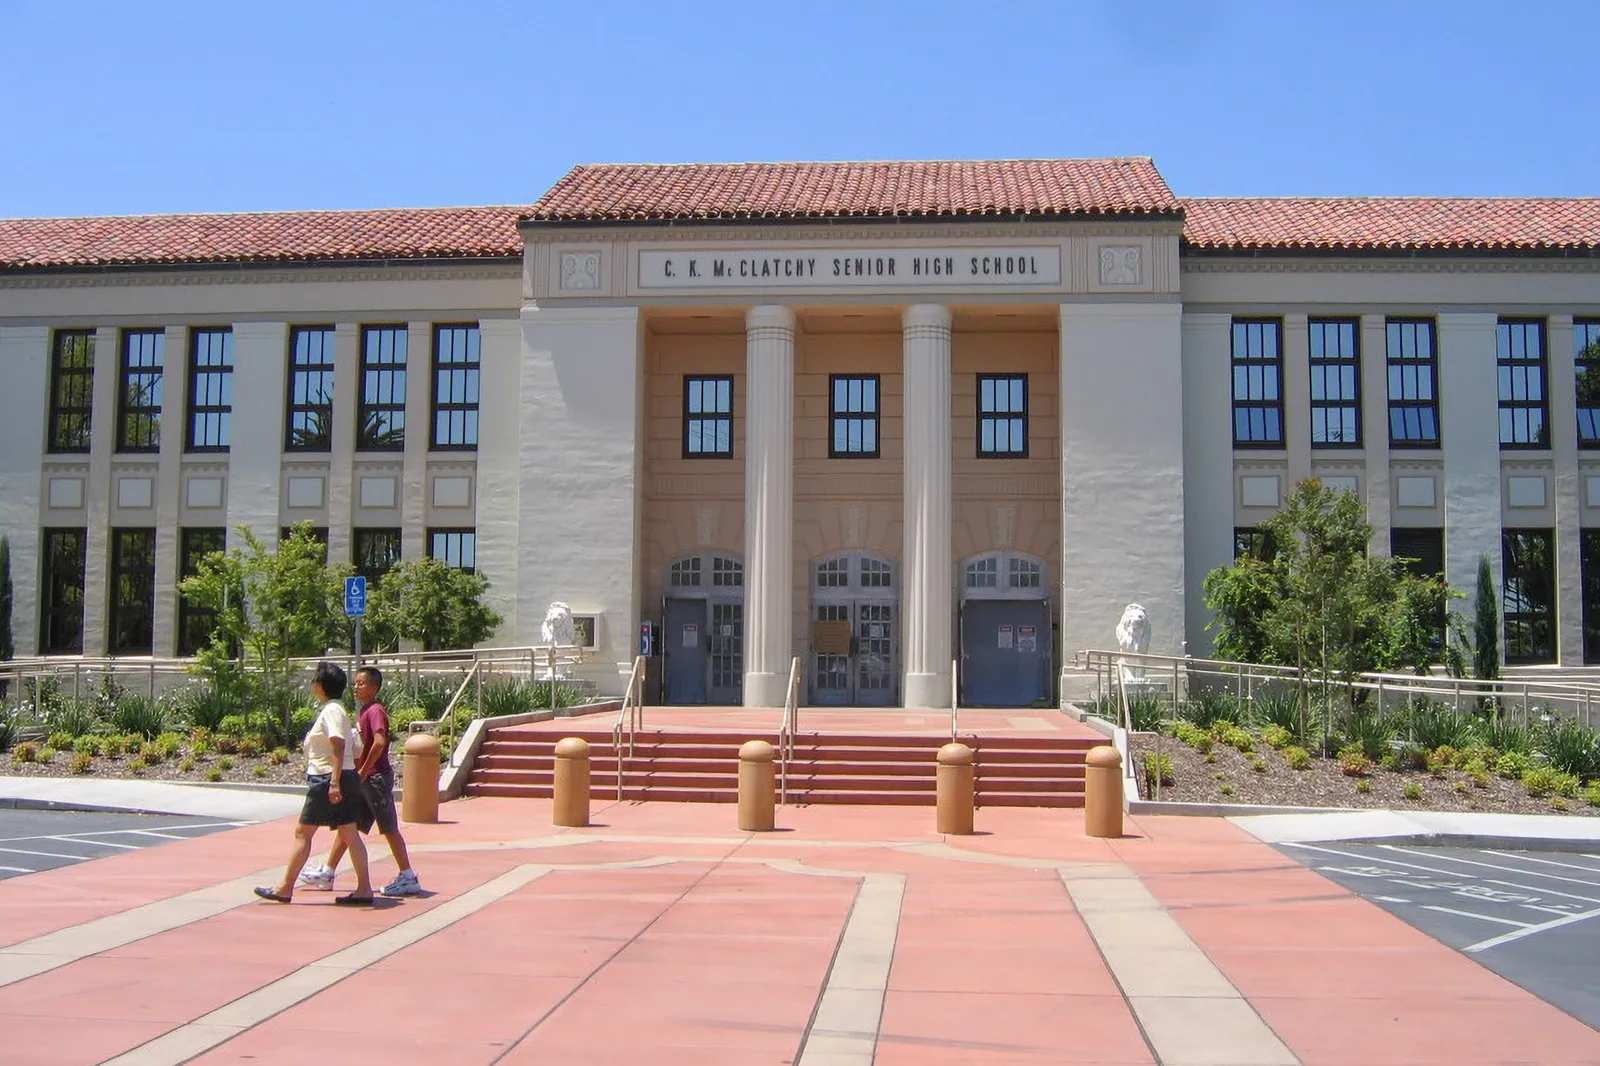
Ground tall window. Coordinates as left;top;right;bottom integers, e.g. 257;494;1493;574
353;528;402;583
109;528;156;654
1503;529;1555;664
47;330;95;454
40;528;87;653
1231;318;1283;446
116;330;164;453
977;374;1027;457
358;325;407;451
177;527;226;656
1576;320;1600;449
1582;531;1600;663
187;328;233;452
431;324;479;449
1233;527;1275;561
829;375;880;457
286;326;335;451
683;375;733;457
1308;319;1360;447
1392;527;1446;642
1498;319;1548;448
1387;319;1440;447
428;528;476;572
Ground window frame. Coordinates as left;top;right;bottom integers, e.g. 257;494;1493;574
353;527;403;584
47;330;96;454
1575;319;1600;450
186;328;233;453
682;374;735;458
976;374;1028;458
828;374;881;458
40;527;87;654
1503;528;1556;665
357;324;407;452
177;527;226;656
115;329;164;454
430;324;480;451
428;527;476;573
1583;530;1600;663
1233;527;1276;562
1497;318;1550;450
1230;318;1285;448
1308;318;1361;448
108;527;156;654
285;326;336;452
1386;318;1441;448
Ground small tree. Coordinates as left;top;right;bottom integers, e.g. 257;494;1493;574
369;558;502;652
0;535;13;664
1472;553;1500;682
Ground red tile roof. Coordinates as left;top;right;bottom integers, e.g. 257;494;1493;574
1182;197;1600;252
526;159;1180;221
0;206;527;270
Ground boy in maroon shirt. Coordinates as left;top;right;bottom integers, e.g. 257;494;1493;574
298;666;423;896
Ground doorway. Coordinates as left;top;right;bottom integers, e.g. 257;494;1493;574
660;552;744;705
958;553;1052;707
809;553;898;706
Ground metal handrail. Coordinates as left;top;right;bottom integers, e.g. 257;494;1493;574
611;656;647;800
949;658;959;742
778;657;802;805
405;660;485;766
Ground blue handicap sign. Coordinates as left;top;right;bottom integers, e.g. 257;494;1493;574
344;575;368;617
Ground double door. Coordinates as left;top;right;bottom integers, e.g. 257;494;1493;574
959;599;1051;707
810;600;897;706
662;598;743;705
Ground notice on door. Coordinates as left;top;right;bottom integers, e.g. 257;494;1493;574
1018;626;1038;653
682;623;699;648
998;625;1013;649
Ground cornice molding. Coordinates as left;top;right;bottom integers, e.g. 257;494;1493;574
0;263;522;292
526;222;1180;246
1183;258;1600;276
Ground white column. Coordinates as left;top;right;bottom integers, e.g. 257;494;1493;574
1283;312;1311;488
518;303;642;674
475;318;524;639
1438;313;1502;619
326;323;360;564
226;323;289;549
151;326;189;655
1060;303;1186;660
1359;315;1392;552
901;304;953;709
81;326;119;656
1549;315;1582;664
1180;313;1234;658
0;327;50;657
743;305;795;708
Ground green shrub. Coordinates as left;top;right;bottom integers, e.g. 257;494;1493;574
1538;718;1600;781
289;705;317;740
191;735;213;756
1397;745;1428;772
1356;779;1373;794
1402;782;1424;801
1426;747;1457;778
387;706;429;734
11;741;38;765
1585;780;1600;807
1552;771;1582;798
69;751;93;774
1406;700;1473;751
1260;724;1292;750
1470;768;1491;789
1344;708;1397;762
1204;750;1217;764
1222;725;1255;754
1219;781;1234;796
179;757;196;772
175;686;233;731
73;735;102;756
1182;690;1239;729
387;675;457;721
252;765;268;778
1495;750;1533;780
1522;767;1558;798
1378;754;1401;773
155;733;184;758
46;698;100;739
0;712;17;753
1124;692;1166;733
1255;690;1304;739
98;734;126;758
1478;715;1533;756
478;679;538;719
205;768;223;782
1142;752;1174;792
1551;796;1571;812
46;730;75;751
217;756;234;771
1172;720;1213;754
137;741;164;764
1337;743;1373;777
127;754;150;772
1283;746;1311;770
216;714;251;737
35;746;56;764
269;747;290;765
1250;755;1267;773
112;695;165;739
213;734;239;755
237;736;264;758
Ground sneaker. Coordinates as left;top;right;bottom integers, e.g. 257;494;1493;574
381;870;423;897
297;865;334;891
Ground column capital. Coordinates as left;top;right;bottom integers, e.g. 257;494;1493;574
746;305;795;332
902;303;951;330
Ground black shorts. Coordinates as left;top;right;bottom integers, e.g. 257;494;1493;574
299;769;366;828
355;770;399;836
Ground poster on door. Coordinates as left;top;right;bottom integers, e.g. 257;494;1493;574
998;625;1013;649
682;623;699;647
1018;626;1038;653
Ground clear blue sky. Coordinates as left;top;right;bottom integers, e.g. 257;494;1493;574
2;0;1594;218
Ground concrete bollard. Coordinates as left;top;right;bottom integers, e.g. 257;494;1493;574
552;737;592;827
737;740;776;831
1084;744;1124;838
400;732;440;824
935;742;975;835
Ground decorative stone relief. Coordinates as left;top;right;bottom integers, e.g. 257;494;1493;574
359;476;397;509
1507;476;1547;508
1396;476;1436;508
1587;476;1600;507
558;251;602;291
186;477;224;509
432;476;471;509
992;505;1017;549
1098;245;1142;285
842;505;865;548
117;477;153;509
286;476;325;509
696;505;717;547
47;477;84;509
1240;475;1280;508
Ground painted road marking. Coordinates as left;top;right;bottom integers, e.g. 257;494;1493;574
44;835;140;849
1376;844;1600;891
0;821;251;845
0;846;89;862
1421;905;1530;927
1289;843;1600;907
1467;906;1600;953
124;830;191;841
0;866;32;874
1486;851;1600;875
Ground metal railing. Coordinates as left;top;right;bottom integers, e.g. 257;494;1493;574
612;656;647;800
950;658;960;742
778;657;802;805
415;660;486;760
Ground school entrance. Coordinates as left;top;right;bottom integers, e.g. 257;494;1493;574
958;552;1053;707
660;552;744;705
809;552;898;706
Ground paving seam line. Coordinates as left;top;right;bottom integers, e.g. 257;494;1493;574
794;872;905;1066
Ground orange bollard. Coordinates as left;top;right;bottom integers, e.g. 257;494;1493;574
737;740;776;831
936;742;975;835
1084;745;1124;838
400;732;440;824
552;737;591;827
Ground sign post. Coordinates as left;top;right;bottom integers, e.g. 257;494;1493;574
344;576;368;667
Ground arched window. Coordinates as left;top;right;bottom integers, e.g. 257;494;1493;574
812;552;896;596
666;552;743;595
961;552;1048;599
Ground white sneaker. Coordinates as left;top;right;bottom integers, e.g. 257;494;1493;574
381;870;423;897
297;865;334;891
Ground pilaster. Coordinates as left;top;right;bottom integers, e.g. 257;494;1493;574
401;321;432;564
743;304;796;708
901;304;952;709
81;326;119;656
1359;315;1392;551
1180;313;1234;657
0;326;50;657
326;323;360;564
1549;314;1582;664
1283;312;1311;489
227;322;289;550
474;318;524;638
151;326;189;655
1438;313;1502;634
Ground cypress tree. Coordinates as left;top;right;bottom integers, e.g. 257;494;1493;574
1473;554;1499;681
0;535;13;663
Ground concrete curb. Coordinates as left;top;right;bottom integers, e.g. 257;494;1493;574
1132;799;1366;818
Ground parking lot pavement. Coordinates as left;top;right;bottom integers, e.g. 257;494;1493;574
0;809;247;881
1279;839;1600;1030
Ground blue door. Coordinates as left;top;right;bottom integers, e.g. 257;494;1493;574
960;600;1050;707
663;598;708;704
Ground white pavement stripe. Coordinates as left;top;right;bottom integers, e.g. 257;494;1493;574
98;865;551;1066
1290;843;1600;905
1485;851;1600;876
0;822;248;845
0;869;277;988
0;866;33;874
124;830;190;841
0;847;89;862
43;836;140;850
1466;906;1600;953
1420;905;1530;928
1377;844;1600;889
795;873;905;1066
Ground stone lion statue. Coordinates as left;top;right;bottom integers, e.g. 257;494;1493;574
1115;603;1152;683
540;602;575;679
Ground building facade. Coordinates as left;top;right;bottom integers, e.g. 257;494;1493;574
1;159;1597;707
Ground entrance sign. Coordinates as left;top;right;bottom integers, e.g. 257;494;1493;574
638;247;1062;290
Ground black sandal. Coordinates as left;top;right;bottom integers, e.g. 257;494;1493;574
254;887;292;903
335;894;375;905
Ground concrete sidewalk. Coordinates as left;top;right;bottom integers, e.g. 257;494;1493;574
0;777;304;821
2;790;1599;1065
